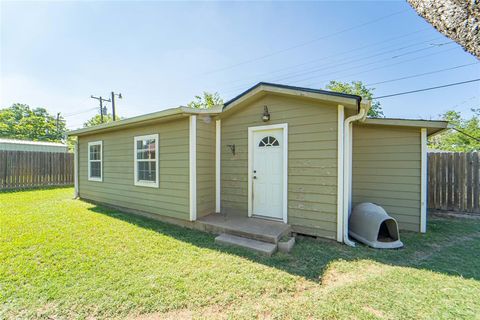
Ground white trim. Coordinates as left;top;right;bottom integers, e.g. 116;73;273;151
133;134;159;188
87;141;103;182
247;123;288;223
189;115;197;221
420;128;427;233
349;122;353;211
343;107;367;247
336;105;345;242
74;141;79;198
215;119;221;213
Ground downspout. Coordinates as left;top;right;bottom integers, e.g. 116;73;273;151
342;99;367;247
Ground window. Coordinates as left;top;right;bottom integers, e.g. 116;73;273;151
258;136;279;147
88;141;102;181
134;134;159;187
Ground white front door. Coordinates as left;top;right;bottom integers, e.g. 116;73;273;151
252;128;284;219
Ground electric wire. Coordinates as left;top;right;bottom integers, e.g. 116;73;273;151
201;9;409;76
373;79;480;99
220;28;431;87
365;63;479;86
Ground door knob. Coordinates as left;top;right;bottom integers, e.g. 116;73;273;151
253;176;257;179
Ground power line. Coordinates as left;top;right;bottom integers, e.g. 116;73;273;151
223;43;455;97
63;107;97;118
366;62;479;86
272;41;453;84
222;46;457;97
298;47;457;88
219;28;431;87
201;9;408;76
222;37;446;95
373;78;480;99
451;127;480;142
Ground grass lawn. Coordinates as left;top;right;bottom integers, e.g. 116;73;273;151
1;188;480;319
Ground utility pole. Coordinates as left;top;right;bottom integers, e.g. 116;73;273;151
56;113;60;131
111;92;122;121
90;95;111;123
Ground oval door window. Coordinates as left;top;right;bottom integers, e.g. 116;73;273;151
258;136;279;147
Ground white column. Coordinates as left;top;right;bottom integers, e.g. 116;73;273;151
336;105;345;242
189;115;197;221
74;140;79;198
420;128;427;233
215;119;221;213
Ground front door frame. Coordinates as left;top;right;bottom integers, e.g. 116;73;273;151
248;123;288;223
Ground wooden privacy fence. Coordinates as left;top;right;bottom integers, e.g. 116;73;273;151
428;152;480;214
0;150;74;190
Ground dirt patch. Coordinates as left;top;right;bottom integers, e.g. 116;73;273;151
130;280;314;320
321;261;387;289
363;305;386;319
131;304;227;320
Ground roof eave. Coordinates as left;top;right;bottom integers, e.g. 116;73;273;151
363;118;449;136
68;106;222;137
222;82;361;114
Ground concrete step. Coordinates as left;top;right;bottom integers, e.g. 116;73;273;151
215;233;277;256
197;214;291;244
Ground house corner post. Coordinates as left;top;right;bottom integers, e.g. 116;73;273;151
215;119;221;213
420;128;427;233
74;140;79;199
189;115;197;221
336;105;345;243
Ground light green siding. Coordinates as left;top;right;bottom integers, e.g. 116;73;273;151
352;124;421;232
196;115;216;217
78;118;190;220
221;94;339;239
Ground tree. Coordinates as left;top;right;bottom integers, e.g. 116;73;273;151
325;80;384;118
429;108;480;152
0;103;66;142
83;114;120;127
407;0;479;59
187;92;223;109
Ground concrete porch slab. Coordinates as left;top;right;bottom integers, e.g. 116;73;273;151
197;213;291;244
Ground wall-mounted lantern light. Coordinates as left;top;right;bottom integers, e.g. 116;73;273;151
262;105;270;122
227;144;236;156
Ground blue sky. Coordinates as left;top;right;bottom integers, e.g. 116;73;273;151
1;1;479;129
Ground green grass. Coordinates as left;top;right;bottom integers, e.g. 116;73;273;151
1;188;479;319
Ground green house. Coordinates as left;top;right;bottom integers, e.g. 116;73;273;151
68;83;448;245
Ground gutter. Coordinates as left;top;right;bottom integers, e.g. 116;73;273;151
342;99;368;247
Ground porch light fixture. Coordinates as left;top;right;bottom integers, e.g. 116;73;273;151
227;144;236;156
262;105;270;122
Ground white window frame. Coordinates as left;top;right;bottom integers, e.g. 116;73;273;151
88;141;103;182
134;134;159;188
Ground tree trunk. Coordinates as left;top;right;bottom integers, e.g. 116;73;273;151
407;0;479;59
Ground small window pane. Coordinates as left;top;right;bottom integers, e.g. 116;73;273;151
137;150;156;160
89;145;101;160
90;162;101;178
137;161;156;182
258;136;279;147
137;139;156;150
